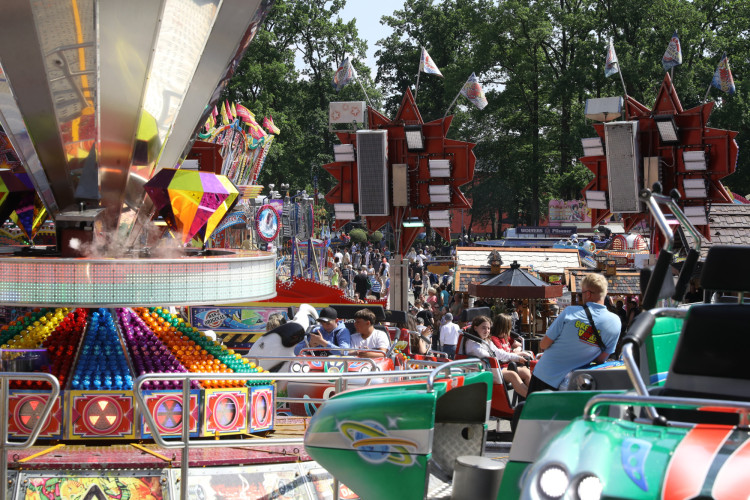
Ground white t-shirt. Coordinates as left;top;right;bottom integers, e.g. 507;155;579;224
440;322;461;346
350;329;390;352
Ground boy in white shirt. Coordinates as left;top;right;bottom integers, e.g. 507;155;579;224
350;309;389;358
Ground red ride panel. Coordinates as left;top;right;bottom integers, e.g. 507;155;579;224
662;425;733;500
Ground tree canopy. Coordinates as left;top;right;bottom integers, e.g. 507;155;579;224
225;0;750;236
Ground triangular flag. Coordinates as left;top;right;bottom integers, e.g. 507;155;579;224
220;102;229;125
263;116;280;135
711;53;736;95
235;104;255;122
605;38;620;77
662;31;683;71
225;100;234;122
460;73;488;110
419;47;443;77
332;56;357;92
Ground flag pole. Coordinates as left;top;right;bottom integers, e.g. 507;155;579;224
617;68;628;97
703;83;713;103
354;73;374;109
414;46;423;101
443;86;463;119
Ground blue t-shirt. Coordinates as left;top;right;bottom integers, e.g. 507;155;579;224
532;302;621;388
294;322;352;356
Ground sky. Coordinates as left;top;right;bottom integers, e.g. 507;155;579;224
293;0;403;78
339;0;403;76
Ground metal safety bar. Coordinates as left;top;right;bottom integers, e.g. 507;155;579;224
426;359;485;393
0;372;60;500
584;393;750;428
621;307;689;421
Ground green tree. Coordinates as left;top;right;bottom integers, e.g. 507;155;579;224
222;0;379;195
349;228;367;244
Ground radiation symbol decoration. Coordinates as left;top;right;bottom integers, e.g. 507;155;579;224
83;396;122;434
255;204;280;242
16;396;46;431
155;397;183;431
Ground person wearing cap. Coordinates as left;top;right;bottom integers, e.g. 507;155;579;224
294;306;351;356
439;313;461;359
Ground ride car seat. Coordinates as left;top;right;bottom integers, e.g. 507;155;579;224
455;332;516;419
656;245;750;423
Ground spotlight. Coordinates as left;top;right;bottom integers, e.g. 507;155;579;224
683;150;707;171
333;203;355;219
683;178;708;198
402;217;424;228
404;125;425;151
654;115;679;144
333;144;355;162
683;205;707;226
585;190;608;210
428;185;451;203
581;137;604;157
428;210;450;228
428;159;451;177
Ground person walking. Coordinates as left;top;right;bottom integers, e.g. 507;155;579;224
439;313;461;359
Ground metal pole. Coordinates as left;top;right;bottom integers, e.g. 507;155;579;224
180;375;191;500
1;378;8;500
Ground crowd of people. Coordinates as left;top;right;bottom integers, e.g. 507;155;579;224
315;239;641;399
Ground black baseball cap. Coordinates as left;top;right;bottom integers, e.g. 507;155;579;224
317;307;338;323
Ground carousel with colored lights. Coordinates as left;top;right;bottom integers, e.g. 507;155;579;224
0;2;339;500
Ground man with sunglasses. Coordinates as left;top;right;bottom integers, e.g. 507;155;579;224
528;274;621;394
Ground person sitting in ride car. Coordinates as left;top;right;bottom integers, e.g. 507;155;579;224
490;314;533;390
294;306;351;356
528;273;620;394
464;315;532;397
350;308;389;358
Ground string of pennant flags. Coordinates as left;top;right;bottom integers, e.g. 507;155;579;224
198;101;281;186
605;31;736;100
332;45;489;119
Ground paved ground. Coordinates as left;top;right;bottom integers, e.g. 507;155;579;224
427;418;512;499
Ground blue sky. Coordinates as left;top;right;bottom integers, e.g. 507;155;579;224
340;0;403;75
292;1;403;78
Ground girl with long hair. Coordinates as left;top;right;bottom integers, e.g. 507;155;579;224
464;316;532;397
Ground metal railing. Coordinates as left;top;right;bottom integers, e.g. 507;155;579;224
0;364;480;500
0;373;60;500
134;367;460;500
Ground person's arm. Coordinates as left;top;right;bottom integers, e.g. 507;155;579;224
539;335;555;351
491;342;526;364
539;310;566;351
464;339;488;359
331;327;352;355
593;350;610;364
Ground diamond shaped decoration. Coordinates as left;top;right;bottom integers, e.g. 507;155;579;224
144;168;239;245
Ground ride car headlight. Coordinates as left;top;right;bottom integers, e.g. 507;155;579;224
537;465;568;499
359;366;371;372
291;362;302;372
574;373;596;391
301;364;311;373
576;475;602;500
